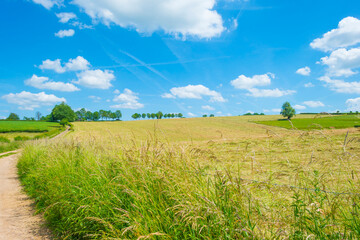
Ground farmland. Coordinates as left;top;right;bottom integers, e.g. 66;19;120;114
17;115;360;239
256;114;360;130
0;121;62;154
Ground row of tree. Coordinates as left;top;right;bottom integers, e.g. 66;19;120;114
131;112;183;120
75;108;122;121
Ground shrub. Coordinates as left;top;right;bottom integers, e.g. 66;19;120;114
0;136;10;143
14;136;30;141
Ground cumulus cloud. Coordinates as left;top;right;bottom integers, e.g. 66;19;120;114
202;105;215;111
39;56;90;73
2;91;65;110
304;82;315;87
294;105;306;110
319;76;360;94
296;66;311;76
163;84;226;102
39;59;65;73
25;74;79;92
32;0;62;9
71;0;224;38
303;101;325;108
230;73;274;89
111;89;144;109
310;17;360;52
75;69;115;89
56;12;77;23
187;112;196;117
263;108;281;113
65;56;90;71
346;97;360;111
55;29;75;38
246;88;296;97
320;47;360;77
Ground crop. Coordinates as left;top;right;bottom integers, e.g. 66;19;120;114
17;116;360;239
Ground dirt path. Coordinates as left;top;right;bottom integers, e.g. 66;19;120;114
0;128;69;239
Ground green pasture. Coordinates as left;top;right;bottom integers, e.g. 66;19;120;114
256;114;360;130
0;121;60;133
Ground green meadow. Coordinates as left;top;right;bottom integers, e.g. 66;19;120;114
256;114;360;130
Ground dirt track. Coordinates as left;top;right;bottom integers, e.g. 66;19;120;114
0;128;69;239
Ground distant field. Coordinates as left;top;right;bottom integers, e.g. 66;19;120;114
18;116;360;239
256;114;360;130
0;121;62;153
0;121;60;133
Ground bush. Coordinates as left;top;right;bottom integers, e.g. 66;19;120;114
14;136;30;141
0;136;10;143
60;118;69;127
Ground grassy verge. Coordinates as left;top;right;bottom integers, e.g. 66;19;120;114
255;115;360;130
18;136;360;239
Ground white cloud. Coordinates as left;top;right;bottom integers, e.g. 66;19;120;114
56;12;77;23
55;29;75;38
2;91;65;110
296;66;311;76
187;112;196;117
39;59;65;73
294;105;306;110
202;105;215;111
164;85;226;102
89;95;101;102
65;56;90;71
39;56;90;73
75;70;115;89
320;47;360;77
263;108;281;113
246;88;296;97
32;0;62;9
113;89;120;94
72;0;225;38
303;101;325;108
346;97;360;111
161;93;176;99
0;116;5;120
310;17;360;52
319;76;360;94
304;82;315;87
230;73;274;89
25;74;79;92
111;89;144;109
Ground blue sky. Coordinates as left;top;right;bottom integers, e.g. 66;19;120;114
1;0;360;120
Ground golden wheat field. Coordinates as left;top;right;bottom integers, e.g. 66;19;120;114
18;115;360;239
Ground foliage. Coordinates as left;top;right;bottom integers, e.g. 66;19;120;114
7;113;20;121
60;118;69;127
14;136;31;141
0;121;60;133
51;102;76;122
281;102;296;119
0;136;10;143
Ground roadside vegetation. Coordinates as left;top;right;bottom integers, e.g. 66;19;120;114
17;115;360;239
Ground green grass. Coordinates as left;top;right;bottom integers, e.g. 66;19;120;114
256;115;360;130
17;116;360;239
0;121;63;153
0;121;60;133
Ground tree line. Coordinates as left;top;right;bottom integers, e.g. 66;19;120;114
75;108;122;121
131;112;183;120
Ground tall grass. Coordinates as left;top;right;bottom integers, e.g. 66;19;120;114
18;134;360;239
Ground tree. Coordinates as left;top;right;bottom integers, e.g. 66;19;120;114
115;110;122;120
156;111;163;119
36;111;42;121
51;102;76;122
178;113;183;118
7;113;20;120
142;113;146;119
209;114;214;117
202;114;207;117
151;113;156;119
92;111;100;121
85;111;93;121
280;102;296;120
147;113;151;119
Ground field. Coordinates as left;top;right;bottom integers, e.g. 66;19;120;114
0;121;62;153
17;115;360;239
256;114;360;130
